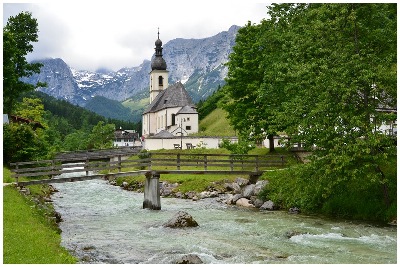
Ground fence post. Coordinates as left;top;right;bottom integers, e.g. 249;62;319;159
281;155;284;166
86;158;89;176
51;160;55;179
204;155;207;171
15;163;19;184
255;155;259;172
230;156;234;171
118;155;122;173
177;154;181;170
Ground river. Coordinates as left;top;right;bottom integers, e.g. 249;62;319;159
51;179;397;264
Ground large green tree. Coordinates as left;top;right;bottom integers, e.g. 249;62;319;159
224;3;396;214
223;21;279;150
3;11;44;114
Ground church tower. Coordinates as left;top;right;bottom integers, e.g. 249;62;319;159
149;29;169;103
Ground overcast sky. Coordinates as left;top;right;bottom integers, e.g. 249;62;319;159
3;1;269;72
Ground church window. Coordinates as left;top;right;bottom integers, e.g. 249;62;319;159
158;76;163;86
171;114;176;125
186;126;191;131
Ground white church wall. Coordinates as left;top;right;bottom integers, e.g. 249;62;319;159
143;136;238;150
175;113;198;136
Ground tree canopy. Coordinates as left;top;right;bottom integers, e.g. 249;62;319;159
3;11;44;114
223;3;396;214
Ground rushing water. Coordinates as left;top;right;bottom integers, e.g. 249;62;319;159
51;179;397;264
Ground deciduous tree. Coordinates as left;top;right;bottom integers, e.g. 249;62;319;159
3;11;44;114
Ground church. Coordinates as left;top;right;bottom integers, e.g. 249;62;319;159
142;32;198;138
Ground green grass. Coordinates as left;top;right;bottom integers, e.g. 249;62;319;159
3;167;76;264
3;167;14;183
195;108;236;136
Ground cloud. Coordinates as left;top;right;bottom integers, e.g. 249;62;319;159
3;1;268;71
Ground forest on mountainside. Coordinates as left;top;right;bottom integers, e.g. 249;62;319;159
4;89;141;164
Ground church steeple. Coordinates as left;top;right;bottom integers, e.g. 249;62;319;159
149;29;169;104
151;28;167;70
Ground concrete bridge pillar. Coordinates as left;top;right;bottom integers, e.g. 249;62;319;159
143;172;161;210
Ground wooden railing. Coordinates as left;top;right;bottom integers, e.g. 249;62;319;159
10;152;285;186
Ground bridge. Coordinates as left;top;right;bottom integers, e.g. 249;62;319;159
10;149;285;210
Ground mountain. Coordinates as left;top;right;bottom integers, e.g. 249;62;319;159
22;25;240;121
84;95;133;122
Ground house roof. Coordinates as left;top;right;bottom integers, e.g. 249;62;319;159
143;81;197;114
7;115;44;129
114;130;138;139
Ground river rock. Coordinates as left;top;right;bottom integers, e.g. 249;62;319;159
185;191;197;199
19;187;31;195
254;180;269;195
231;194;243;204
223;194;234;205
288;207;300;214
199;191;210;199
260;200;276;210
236;198;255;208
242;184;255;198
232;183;242;194
253;199;265;208
235;177;249;186
285;230;306;238
174;192;184;198
224;182;234;191
175;254;203;264
163;211;199;228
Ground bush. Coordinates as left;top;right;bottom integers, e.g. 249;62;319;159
219;138;255;154
261;156;397;223
3;123;49;164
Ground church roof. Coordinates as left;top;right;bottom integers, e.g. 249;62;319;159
177;105;197;114
143;81;196;114
153;130;175;138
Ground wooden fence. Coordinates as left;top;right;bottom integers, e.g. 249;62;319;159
10;152;285;186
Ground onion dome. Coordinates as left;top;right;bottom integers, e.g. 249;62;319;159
151;29;167;70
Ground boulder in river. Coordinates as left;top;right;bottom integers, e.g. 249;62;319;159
174;254;203;264
260;200;276;210
236;198;255;208
163;211;199;228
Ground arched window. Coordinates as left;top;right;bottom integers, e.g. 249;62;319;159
158;76;163;86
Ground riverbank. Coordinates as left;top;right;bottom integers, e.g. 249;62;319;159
3;167;77;264
108;175;280;211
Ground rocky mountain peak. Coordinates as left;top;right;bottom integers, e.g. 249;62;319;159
22;25;240;118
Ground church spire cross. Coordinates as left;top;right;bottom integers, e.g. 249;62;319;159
157;27;160;39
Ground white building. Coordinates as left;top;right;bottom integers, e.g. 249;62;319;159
142;31;198;138
114;128;138;147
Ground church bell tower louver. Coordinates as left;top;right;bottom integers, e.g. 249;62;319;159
149;29;169;103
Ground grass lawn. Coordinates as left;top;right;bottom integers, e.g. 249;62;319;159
3;167;76;264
